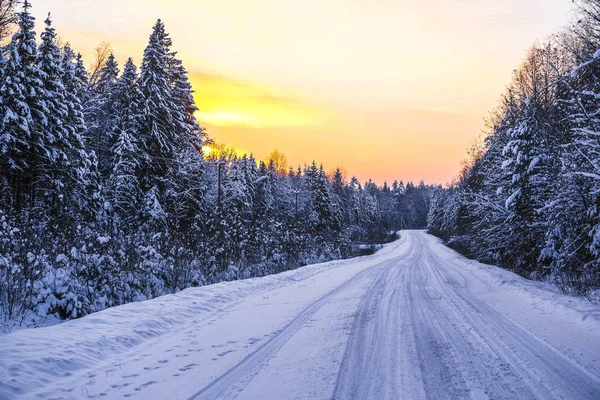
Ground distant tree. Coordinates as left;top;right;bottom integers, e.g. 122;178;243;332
87;41;113;88
0;0;18;44
266;149;288;175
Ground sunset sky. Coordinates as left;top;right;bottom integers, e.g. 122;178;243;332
31;0;572;184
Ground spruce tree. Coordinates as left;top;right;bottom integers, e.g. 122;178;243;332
35;14;83;231
501;100;550;275
0;0;43;210
106;58;144;229
74;53;90;105
87;53;119;175
139;20;180;191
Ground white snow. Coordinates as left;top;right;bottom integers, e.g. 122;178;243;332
97;236;111;244
1;231;599;400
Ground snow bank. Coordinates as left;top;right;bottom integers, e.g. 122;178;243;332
0;237;405;399
426;234;600;335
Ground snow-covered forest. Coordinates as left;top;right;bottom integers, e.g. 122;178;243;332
428;0;600;300
0;1;432;329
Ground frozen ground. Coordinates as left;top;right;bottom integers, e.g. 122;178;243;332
1;231;599;399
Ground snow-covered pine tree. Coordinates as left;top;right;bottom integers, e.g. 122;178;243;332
136;185;168;300
35;14;87;234
247;159;272;267
154;21;204;130
138;20;181;191
152;19;202;142
86;53;119;176
500;98;550;276
60;44;86;137
171;60;205;142
542;47;600;293
331;168;349;225
74;52;90;105
94;53;119;95
0;0;44;211
220;158;251;276
566;49;600;295
59;42;99;223
309;163;336;237
106;58;143;230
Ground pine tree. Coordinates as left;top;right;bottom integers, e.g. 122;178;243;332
172;61;205;140
35;14;83;231
86;53;119;175
60;43;94;216
74;52;90;104
105;58;144;225
94;53;119;95
222;158;251;268
309;164;335;235
542;51;600;292
501;99;550;275
138;20;180;191
0;0;43;210
332;168;349;225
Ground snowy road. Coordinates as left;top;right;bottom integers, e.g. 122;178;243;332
2;231;600;399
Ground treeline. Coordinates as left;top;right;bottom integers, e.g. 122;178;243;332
0;1;432;328
428;0;600;299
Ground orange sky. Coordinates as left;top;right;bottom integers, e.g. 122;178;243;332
31;0;573;184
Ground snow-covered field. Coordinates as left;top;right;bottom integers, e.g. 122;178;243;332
1;231;599;400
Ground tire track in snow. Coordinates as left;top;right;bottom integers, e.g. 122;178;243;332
332;240;424;399
188;236;416;400
333;232;600;400
421;237;600;399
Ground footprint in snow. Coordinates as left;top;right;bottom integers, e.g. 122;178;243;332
110;383;124;389
134;380;158;392
179;363;198;372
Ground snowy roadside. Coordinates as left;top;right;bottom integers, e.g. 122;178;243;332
426;234;600;335
0;236;407;399
2;232;599;400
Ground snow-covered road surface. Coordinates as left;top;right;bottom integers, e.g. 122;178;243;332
1;231;600;400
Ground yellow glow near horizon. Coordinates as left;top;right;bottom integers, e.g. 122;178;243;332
202;145;214;157
189;73;328;129
202;143;248;160
30;0;574;184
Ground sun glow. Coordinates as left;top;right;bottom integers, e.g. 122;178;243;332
202;142;247;160
202;145;214;157
189;73;327;129
33;0;574;184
